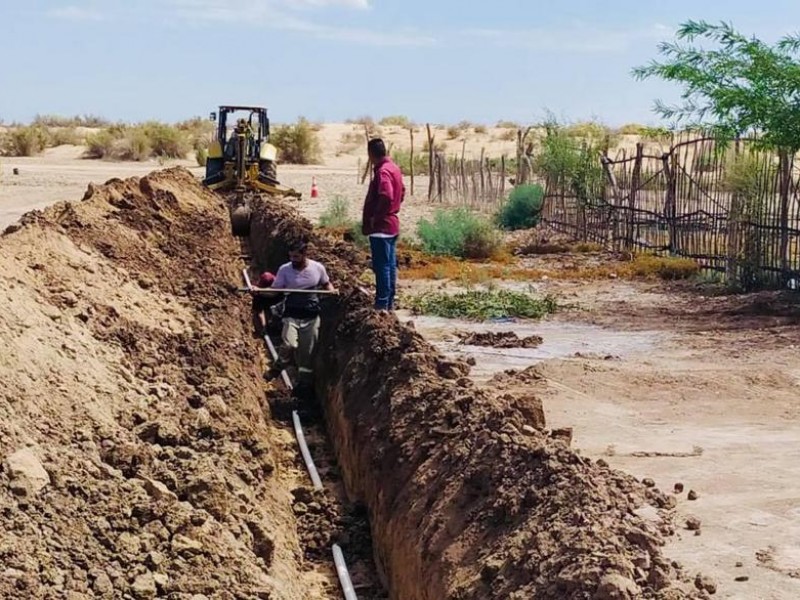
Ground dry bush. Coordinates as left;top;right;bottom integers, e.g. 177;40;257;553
346;115;375;127
422;139;446;153
624;254;699;280
497;120;520;129
617;123;647;135
0;125;50;156
196;148;208;166
111;129;152;161
379;115;414;128
474;125;488;135
49;127;84;147
84;130;119;159
176;117;215;151
499;128;518;141
271;117;322;164
33;114;110;128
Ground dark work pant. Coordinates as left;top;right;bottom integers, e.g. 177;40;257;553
369;235;398;310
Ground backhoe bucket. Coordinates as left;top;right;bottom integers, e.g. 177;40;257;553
230;204;251;237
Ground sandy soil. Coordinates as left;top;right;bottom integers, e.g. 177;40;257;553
407;279;800;600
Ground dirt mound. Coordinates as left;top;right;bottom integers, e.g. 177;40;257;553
458;330;543;348
0;169;325;599
249;199;698;599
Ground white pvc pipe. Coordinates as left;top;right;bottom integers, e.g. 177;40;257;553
292;410;324;491
332;544;358;600
263;334;293;390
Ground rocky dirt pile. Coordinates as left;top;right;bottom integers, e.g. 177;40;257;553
249;197;702;599
0;169;327;599
457;330;543;349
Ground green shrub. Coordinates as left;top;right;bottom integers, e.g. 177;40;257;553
535;122;604;205
318;196;368;248
195;147;208;166
406;289;557;320
318;196;351;228
417;208;501;259
271;117;322;164
141;122;190;158
391;148;429;176
496;184;544;230
1;125;50;156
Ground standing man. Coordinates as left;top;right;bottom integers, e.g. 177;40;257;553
362;138;405;312
270;241;335;388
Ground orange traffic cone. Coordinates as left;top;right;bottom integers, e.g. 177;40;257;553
311;177;319;198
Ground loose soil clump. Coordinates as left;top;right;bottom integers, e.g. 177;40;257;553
457;330;543;348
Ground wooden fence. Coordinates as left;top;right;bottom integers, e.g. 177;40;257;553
541;132;800;289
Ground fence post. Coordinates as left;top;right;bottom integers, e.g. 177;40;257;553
479;147;486;202
500;155;506;199
662;151;677;253
409;127;415;197
601;155;621;248
627;143;644;251
779;149;791;280
426;124;435;201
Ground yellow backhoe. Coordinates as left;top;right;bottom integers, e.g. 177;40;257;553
203;105;301;236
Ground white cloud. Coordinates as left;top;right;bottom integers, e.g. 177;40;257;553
166;0;433;46
46;5;105;21
282;0;370;8
459;23;670;53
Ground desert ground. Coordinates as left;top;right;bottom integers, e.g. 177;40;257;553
1;131;799;599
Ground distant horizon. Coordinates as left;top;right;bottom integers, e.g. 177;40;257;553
2;1;799;128
1;113;672;130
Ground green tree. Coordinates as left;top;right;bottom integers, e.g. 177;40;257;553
632;20;800;152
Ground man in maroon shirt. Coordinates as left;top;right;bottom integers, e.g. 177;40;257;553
250;270;281;337
361;138;405;311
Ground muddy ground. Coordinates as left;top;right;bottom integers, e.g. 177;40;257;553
408;278;800;600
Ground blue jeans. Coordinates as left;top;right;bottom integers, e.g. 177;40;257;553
370;236;397;310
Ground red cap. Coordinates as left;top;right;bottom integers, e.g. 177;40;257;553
257;272;275;287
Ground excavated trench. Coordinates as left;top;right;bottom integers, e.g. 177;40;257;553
249;195;697;600
0;167;698;600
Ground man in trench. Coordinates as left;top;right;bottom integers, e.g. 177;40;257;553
269;241;335;388
250;269;281;337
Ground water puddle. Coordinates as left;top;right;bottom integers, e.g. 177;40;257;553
400;313;663;381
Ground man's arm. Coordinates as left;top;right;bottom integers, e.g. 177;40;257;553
374;171;394;219
362;191;374;236
318;264;335;291
271;267;287;289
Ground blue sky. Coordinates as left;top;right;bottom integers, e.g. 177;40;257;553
2;1;799;126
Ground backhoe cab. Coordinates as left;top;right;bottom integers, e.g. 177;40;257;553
203;105;301;237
